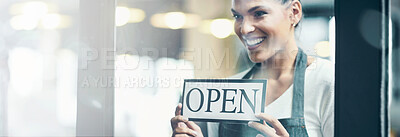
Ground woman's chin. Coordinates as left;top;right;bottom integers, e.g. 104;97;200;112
249;54;271;63
247;48;275;63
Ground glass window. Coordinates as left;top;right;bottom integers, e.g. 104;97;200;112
114;0;334;136
390;0;400;136
0;0;79;136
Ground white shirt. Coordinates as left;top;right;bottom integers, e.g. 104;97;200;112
207;58;334;137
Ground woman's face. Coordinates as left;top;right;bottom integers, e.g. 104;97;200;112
232;0;294;63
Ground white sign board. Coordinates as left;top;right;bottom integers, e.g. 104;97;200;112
181;79;267;122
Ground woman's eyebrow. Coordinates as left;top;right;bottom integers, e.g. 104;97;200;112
248;6;271;13
231;6;270;14
231;9;238;14
248;6;261;13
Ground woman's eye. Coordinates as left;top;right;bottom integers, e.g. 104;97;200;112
232;14;242;20
254;11;267;17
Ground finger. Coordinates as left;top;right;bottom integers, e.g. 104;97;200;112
248;121;276;137
173;127;198;137
175;103;182;116
256;114;289;136
262;121;275;131
171;115;189;129
173;134;190;137
178;122;188;128
186;121;201;131
173;134;189;137
256;134;265;137
185;121;203;136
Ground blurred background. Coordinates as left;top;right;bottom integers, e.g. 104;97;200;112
0;0;398;136
0;0;79;136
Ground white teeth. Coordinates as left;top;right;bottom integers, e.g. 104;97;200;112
245;37;265;46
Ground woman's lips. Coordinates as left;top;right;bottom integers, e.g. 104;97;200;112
245;37;266;50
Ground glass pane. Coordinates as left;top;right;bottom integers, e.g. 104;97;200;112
114;0;334;136
390;0;400;136
0;0;79;136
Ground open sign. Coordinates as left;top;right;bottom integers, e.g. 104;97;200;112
181;79;266;122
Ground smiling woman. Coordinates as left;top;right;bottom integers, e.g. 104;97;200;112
171;0;334;137
231;0;301;64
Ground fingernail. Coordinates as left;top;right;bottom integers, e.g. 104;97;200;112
182;117;189;121
248;121;254;127
192;131;198;136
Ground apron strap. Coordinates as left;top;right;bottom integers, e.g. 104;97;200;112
292;48;307;117
241;48;307;118
242;63;260;79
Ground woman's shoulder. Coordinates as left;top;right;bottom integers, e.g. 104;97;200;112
307;57;335;87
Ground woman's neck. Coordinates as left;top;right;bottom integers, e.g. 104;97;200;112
258;44;299;80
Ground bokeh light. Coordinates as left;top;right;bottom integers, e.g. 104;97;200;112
164;12;186;29
151;12;200;29
10;15;40;30
8;47;43;96
116;6;131;27
22;1;48;18
210;19;234;39
129;8;146;23
314;41;330;57
41;13;61;29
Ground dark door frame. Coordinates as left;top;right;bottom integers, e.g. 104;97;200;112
335;0;390;136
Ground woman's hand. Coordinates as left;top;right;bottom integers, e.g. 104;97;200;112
248;113;289;137
170;103;203;137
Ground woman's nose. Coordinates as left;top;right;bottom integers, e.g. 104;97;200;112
241;19;255;35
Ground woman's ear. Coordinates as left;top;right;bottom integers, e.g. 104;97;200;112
291;0;302;26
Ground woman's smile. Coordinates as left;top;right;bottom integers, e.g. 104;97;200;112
244;36;267;50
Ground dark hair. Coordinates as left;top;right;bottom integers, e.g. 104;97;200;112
279;0;300;4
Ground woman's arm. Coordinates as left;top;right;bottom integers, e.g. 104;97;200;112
321;82;335;137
